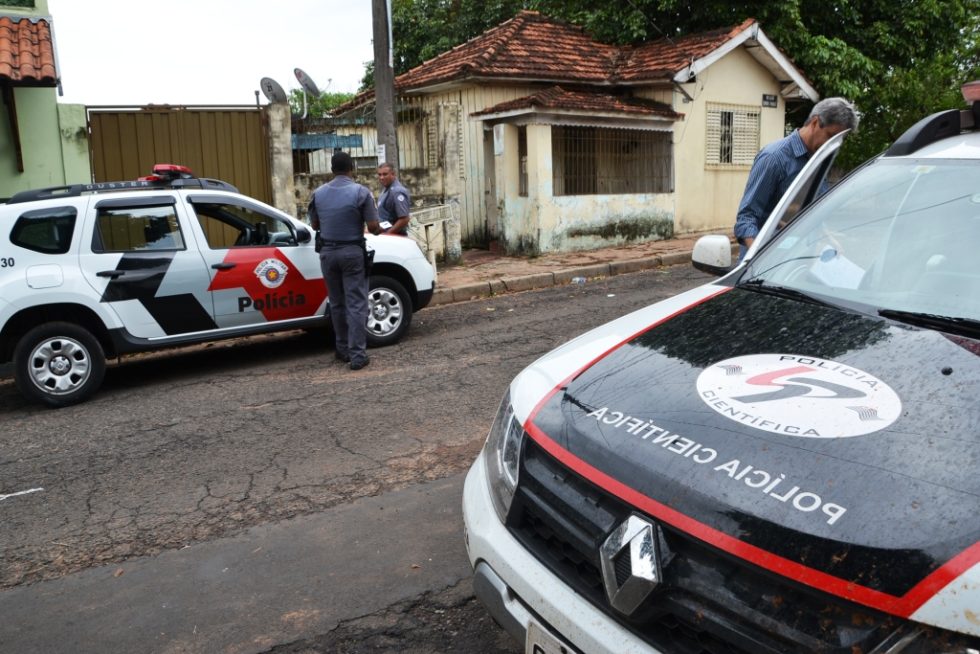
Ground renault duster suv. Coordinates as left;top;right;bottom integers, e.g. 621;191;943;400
463;86;980;653
0;165;435;407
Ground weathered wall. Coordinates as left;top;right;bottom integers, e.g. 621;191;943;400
0;89;91;199
671;47;787;234
494;123;675;255
267;102;296;218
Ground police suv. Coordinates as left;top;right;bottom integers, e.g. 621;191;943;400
0;165;435;407
463;84;980;653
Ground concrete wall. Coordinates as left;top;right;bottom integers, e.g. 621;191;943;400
493;122;675;255
671;47;787;234
0;88;92;199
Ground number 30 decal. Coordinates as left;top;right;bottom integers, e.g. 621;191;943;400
0;257;14;267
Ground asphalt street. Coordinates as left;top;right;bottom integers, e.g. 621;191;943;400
0;264;712;653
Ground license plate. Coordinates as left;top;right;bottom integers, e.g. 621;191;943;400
526;619;574;654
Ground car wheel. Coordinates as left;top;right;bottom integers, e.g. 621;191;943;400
366;275;412;347
13;322;106;408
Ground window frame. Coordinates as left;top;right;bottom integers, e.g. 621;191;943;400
10;206;77;255
705;103;760;169
551;125;673;197
91;202;186;254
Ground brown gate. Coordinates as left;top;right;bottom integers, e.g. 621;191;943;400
88;106;273;204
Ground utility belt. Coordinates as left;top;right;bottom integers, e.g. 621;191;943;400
315;233;374;275
317;237;365;248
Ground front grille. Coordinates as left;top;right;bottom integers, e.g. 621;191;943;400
507;438;902;654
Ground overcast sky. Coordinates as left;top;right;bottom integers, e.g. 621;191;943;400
47;0;376;106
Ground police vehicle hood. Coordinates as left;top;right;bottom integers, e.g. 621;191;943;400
520;285;980;619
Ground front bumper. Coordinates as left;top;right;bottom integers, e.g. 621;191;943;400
417;282;434;310
462;453;662;654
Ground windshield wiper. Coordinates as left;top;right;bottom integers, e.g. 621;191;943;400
878;309;980;337
738;278;835;308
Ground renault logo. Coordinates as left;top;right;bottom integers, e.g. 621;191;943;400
600;514;662;615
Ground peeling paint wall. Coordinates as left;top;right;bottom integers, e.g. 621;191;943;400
0;91;92;199
493;123;676;255
671;47;787;234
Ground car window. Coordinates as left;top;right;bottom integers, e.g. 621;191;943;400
191;202;297;248
92;205;185;253
747;158;980;320
10;206;77;254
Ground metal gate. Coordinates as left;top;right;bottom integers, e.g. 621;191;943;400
87;106;273;204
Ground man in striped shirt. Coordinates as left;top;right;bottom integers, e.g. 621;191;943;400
734;97;859;259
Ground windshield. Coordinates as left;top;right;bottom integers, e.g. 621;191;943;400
743;158;980;322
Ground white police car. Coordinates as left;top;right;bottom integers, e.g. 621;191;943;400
463;84;980;653
0;165;435;407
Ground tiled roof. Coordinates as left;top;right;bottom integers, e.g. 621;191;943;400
396;11;620;90
0;16;58;85
616;19;757;81
397;12;757;91
333;12;786;115
472;86;682;119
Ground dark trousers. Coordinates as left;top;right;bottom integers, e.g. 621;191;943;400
320;244;368;364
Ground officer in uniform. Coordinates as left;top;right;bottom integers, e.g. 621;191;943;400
376;162;411;235
310;152;381;370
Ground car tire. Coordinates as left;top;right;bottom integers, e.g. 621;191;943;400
366;275;412;347
13;322;106;408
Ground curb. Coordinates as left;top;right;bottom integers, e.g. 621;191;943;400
429;252;688;306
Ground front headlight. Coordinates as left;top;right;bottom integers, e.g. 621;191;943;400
482;389;526;522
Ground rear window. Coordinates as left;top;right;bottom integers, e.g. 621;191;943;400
10;207;77;254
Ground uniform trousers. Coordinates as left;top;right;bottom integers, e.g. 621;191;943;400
320;244;369;365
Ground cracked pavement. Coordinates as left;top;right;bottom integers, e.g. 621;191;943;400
0;265;711;651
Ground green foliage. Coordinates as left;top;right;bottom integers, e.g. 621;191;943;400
378;0;980;167
288;89;356;118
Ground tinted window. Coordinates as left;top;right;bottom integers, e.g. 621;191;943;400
192;201;297;248
93;205;185;252
10;206;77;254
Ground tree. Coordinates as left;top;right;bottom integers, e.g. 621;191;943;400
378;0;980;167
287;89;356;118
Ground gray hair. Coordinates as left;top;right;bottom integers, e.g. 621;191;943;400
377;162;396;173
808;97;860;131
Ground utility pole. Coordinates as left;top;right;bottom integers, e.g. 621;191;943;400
372;0;398;168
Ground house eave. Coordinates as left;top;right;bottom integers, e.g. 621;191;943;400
671;23;818;103
472;106;680;131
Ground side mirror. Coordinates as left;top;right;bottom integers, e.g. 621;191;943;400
692;235;734;276
296;226;312;244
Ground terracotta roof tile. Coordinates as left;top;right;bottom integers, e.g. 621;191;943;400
616;19;756;82
0;17;58;85
396;11;620;90
334;13;764;114
472;86;682;119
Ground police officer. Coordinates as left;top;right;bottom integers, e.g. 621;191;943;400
310;152;381;370
376;162;411;235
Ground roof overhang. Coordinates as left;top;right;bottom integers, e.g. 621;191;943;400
672;23;818;102
471;107;679;131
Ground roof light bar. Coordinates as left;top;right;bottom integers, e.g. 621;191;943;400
150;164;195;180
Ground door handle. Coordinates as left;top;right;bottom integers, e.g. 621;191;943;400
96;270;124;279
211;263;236;270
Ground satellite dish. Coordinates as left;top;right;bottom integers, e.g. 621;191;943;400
260;77;287;103
294;68;321;97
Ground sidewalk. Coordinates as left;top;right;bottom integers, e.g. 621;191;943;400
429;231;726;305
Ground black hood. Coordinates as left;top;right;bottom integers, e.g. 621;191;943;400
528;288;980;601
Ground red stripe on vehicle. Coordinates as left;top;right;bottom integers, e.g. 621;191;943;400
523;285;978;618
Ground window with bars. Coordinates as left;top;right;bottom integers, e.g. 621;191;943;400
518;126;528;197
705;104;760;168
551;126;673;196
